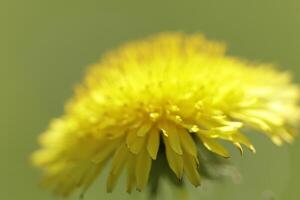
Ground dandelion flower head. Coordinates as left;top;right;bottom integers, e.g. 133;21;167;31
32;33;300;196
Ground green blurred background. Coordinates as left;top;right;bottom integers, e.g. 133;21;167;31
1;0;300;199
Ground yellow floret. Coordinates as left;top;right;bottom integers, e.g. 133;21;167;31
32;33;300;196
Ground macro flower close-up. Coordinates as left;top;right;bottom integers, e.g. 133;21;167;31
3;1;300;200
32;33;300;197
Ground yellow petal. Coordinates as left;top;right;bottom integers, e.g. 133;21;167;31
92;139;121;163
271;135;283;146
160;122;183;155
245;110;283;126
212;121;243;133
198;135;230;158
233;142;243;155
232;112;271;131
278;128;294;143
231;132;256;153
126;130;146;154
147;128;160;159
178;128;197;157
106;144;128;192
136;122;152;137
82;164;104;192
183;152;201;187
126;155;136;193
135;148;152;191
163;136;183;178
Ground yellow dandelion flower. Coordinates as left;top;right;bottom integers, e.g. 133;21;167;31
32;32;300;196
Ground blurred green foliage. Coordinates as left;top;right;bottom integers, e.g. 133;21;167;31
1;0;300;199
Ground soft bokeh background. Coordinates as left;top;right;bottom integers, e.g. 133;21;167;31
1;0;300;199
